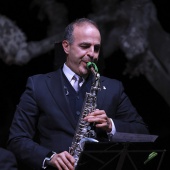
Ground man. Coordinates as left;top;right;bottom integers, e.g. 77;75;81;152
7;18;149;170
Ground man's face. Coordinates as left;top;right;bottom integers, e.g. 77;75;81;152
63;24;101;77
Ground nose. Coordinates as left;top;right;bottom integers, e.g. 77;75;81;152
87;47;95;59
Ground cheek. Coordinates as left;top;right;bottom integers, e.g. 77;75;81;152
73;46;87;56
70;47;83;59
76;50;86;58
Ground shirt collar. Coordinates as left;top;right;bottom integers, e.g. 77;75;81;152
62;63;86;84
63;63;75;82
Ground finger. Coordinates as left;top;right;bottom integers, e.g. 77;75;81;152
84;117;99;123
86;111;104;118
62;159;74;170
65;153;75;167
53;157;64;170
56;157;73;170
52;152;74;170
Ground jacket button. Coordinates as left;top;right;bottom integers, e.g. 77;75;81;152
76;111;80;115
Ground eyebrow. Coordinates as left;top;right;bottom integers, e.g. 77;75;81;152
79;42;101;46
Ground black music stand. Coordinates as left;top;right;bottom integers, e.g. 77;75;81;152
76;133;166;170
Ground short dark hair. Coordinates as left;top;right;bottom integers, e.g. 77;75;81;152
63;18;100;44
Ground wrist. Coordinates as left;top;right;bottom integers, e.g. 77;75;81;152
106;118;112;133
42;151;56;169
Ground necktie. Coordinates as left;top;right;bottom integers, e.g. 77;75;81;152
73;75;83;91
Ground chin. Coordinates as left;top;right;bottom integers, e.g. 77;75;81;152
79;67;88;76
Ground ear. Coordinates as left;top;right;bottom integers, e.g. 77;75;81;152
62;40;70;54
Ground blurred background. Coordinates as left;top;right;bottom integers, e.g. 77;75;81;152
0;0;170;169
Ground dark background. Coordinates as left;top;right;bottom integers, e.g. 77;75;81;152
0;0;170;169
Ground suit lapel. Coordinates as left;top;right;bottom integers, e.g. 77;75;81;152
45;68;77;129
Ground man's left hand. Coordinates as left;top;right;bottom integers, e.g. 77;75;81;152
84;109;112;132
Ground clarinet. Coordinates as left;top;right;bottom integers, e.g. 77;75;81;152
69;62;101;169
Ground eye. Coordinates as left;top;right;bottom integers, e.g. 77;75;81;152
80;43;90;49
94;45;100;53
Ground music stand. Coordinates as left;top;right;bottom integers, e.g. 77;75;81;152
75;133;166;170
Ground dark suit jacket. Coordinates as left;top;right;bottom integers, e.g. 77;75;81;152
7;67;149;170
0;147;17;170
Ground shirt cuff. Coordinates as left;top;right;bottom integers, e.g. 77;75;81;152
42;151;56;169
107;118;116;141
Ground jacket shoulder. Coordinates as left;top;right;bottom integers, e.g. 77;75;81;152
101;76;122;84
28;70;60;80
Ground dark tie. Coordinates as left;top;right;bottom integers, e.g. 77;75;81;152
73;75;83;91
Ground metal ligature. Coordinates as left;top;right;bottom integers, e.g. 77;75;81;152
69;62;101;169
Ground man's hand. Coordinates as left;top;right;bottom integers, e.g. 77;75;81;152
84;109;112;132
48;151;75;170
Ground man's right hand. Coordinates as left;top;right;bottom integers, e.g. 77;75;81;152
48;151;75;170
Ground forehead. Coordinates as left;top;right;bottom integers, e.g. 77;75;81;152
73;23;101;44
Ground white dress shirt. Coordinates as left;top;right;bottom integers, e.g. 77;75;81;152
63;63;84;87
